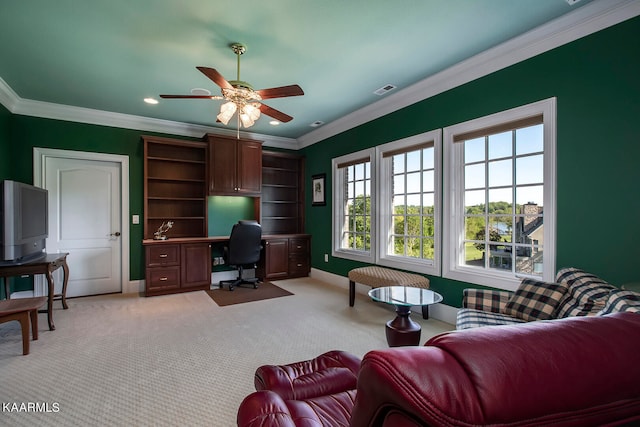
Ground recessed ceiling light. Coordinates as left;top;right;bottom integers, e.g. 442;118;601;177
191;88;211;96
269;120;280;126
310;121;324;127
144;97;158;105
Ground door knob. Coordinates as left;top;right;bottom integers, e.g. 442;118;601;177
110;232;121;237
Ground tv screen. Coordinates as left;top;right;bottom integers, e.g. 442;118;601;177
1;180;48;263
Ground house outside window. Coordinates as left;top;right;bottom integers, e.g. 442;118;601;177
443;98;556;290
332;99;555;291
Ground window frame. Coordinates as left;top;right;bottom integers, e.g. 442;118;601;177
375;129;442;275
332;148;376;263
442;98;557;290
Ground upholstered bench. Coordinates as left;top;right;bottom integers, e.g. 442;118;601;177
348;266;432;319
0;296;47;355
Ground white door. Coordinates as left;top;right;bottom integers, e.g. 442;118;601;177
42;156;122;297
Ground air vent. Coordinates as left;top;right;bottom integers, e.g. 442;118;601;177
310;121;324;127
374;84;397;96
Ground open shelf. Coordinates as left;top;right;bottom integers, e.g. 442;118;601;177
144;136;208;239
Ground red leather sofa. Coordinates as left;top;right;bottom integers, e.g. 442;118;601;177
237;312;640;426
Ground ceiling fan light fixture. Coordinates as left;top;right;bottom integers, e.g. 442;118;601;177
239;102;261;128
217;101;237;125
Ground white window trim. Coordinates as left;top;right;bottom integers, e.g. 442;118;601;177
332;148;376;264
375;129;442;276
442;97;557;291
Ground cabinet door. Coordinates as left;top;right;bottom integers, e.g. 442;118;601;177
181;243;212;288
209;137;237;194
263;239;289;279
237;140;262;194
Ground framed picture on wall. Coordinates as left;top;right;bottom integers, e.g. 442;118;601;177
312;173;326;206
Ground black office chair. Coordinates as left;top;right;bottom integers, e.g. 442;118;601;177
219;220;262;291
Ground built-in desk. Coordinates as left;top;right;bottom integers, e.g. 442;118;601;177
0;253;70;330
143;234;310;297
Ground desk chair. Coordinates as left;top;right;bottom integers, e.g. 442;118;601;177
219;220;262;291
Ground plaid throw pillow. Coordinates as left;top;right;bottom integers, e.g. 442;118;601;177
554;268;615;317
599;289;640;315
503;279;569;321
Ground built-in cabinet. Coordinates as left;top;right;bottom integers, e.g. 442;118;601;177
258;235;311;280
207;134;262;195
144;240;212;296
143;136;208;239
142;134;310;296
261;151;304;235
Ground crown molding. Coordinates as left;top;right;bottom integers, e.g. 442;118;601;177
0;78;298;149
297;0;640;148
2;0;638;151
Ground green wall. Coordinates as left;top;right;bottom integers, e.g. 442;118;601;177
0;104;10;175
1;17;638;304
302;16;640;307
3;115;199;281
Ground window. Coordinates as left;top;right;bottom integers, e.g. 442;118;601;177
376;130;441;275
443;98;556;290
332;149;375;263
332;132;441;273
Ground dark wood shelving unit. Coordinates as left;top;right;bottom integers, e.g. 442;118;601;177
261;151;305;235
143;136;208;239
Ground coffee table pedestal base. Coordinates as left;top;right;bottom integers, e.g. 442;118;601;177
385;305;421;347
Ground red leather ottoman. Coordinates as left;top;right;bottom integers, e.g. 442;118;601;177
254;350;361;400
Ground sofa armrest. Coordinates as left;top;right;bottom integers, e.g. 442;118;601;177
462;288;513;313
237;389;356;427
254;350;361;400
237;391;297;427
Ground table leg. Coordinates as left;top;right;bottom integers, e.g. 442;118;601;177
385;305;421;347
60;259;69;310
45;270;55;330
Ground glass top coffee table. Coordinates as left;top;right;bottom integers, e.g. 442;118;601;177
368;286;443;347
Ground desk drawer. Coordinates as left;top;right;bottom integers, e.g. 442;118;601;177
146;245;180;267
146;266;181;291
289;238;309;254
289;255;309;278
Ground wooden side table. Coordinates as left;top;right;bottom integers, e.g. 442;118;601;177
0;253;70;330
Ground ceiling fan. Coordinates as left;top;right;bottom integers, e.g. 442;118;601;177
160;43;304;129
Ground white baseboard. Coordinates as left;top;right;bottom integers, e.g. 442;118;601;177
310;268;458;326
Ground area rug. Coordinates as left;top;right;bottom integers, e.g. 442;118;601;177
205;282;293;306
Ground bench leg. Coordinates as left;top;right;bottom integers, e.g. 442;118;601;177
422;305;429;320
349;280;355;307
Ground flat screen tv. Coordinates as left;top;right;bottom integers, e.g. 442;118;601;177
0;180;48;264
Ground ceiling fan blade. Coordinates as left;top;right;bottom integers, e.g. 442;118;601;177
259;104;293;122
256;84;304;100
196;66;233;89
159;95;221;99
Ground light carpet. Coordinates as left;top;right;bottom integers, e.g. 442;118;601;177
0;277;454;426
